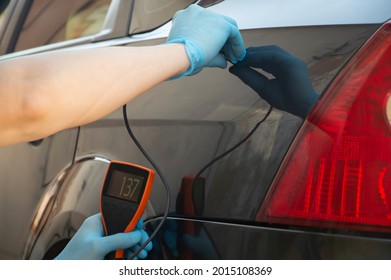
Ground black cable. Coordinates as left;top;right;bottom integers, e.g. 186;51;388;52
122;104;171;260
123;104;272;259
194;106;273;182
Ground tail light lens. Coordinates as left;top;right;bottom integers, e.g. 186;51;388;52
257;21;391;232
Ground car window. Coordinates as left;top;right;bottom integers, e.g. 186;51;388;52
14;0;111;52
0;0;10;27
129;0;196;34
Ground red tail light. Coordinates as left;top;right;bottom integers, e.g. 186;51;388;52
257;21;391;232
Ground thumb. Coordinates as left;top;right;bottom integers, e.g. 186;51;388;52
207;53;228;69
229;65;269;94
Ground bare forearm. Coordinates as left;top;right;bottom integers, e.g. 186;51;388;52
40;44;189;126
0;43;189;146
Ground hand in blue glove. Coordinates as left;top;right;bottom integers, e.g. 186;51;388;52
166;4;246;78
229;45;319;118
55;213;152;260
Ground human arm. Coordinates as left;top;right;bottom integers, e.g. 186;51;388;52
0;4;245;147
0;44;189;147
55;213;152;260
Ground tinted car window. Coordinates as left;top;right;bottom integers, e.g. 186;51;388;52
14;0;111;52
0;0;10;27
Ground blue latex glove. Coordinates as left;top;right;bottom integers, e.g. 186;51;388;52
55;213;152;260
230;45;319;118
166;4;246;78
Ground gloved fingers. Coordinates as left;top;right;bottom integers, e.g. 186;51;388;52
140;229;153;251
239;46;306;77
125;229;153;259
124;249;139;260
100;231;142;254
171;7;184;20
85;212;101;221
83;213;102;227
169;4;201;29
246;45;289;55
166;4;245;78
222;40;240;65
220;14;245;63
227;25;246;64
220;20;246;64
136;219;143;230
206;53;228;69
54;213;107;260
229;65;269;94
128;244;149;259
78;213;105;237
243;45;290;64
230;65;287;107
238;47;283;72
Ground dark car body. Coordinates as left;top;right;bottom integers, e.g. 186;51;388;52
0;0;390;260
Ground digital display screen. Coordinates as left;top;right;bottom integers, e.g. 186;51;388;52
106;170;145;203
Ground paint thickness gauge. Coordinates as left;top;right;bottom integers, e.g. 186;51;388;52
100;160;154;259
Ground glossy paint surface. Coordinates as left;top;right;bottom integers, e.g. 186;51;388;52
1;0;390;260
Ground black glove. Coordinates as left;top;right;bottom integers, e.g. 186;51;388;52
230;45;318;118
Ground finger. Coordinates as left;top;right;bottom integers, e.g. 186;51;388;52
230;65;286;109
222;43;236;64
82;213;105;235
140;230;153;251
243;45;288;63
241;46;303;77
224;23;246;63
246;45;287;55
129;244;149;259
207;54;228;68
127;230;153;259
136;219;143;230
220;16;244;63
83;213;102;225
100;231;142;253
240;47;281;68
229;65;269;94
125;249;139;260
